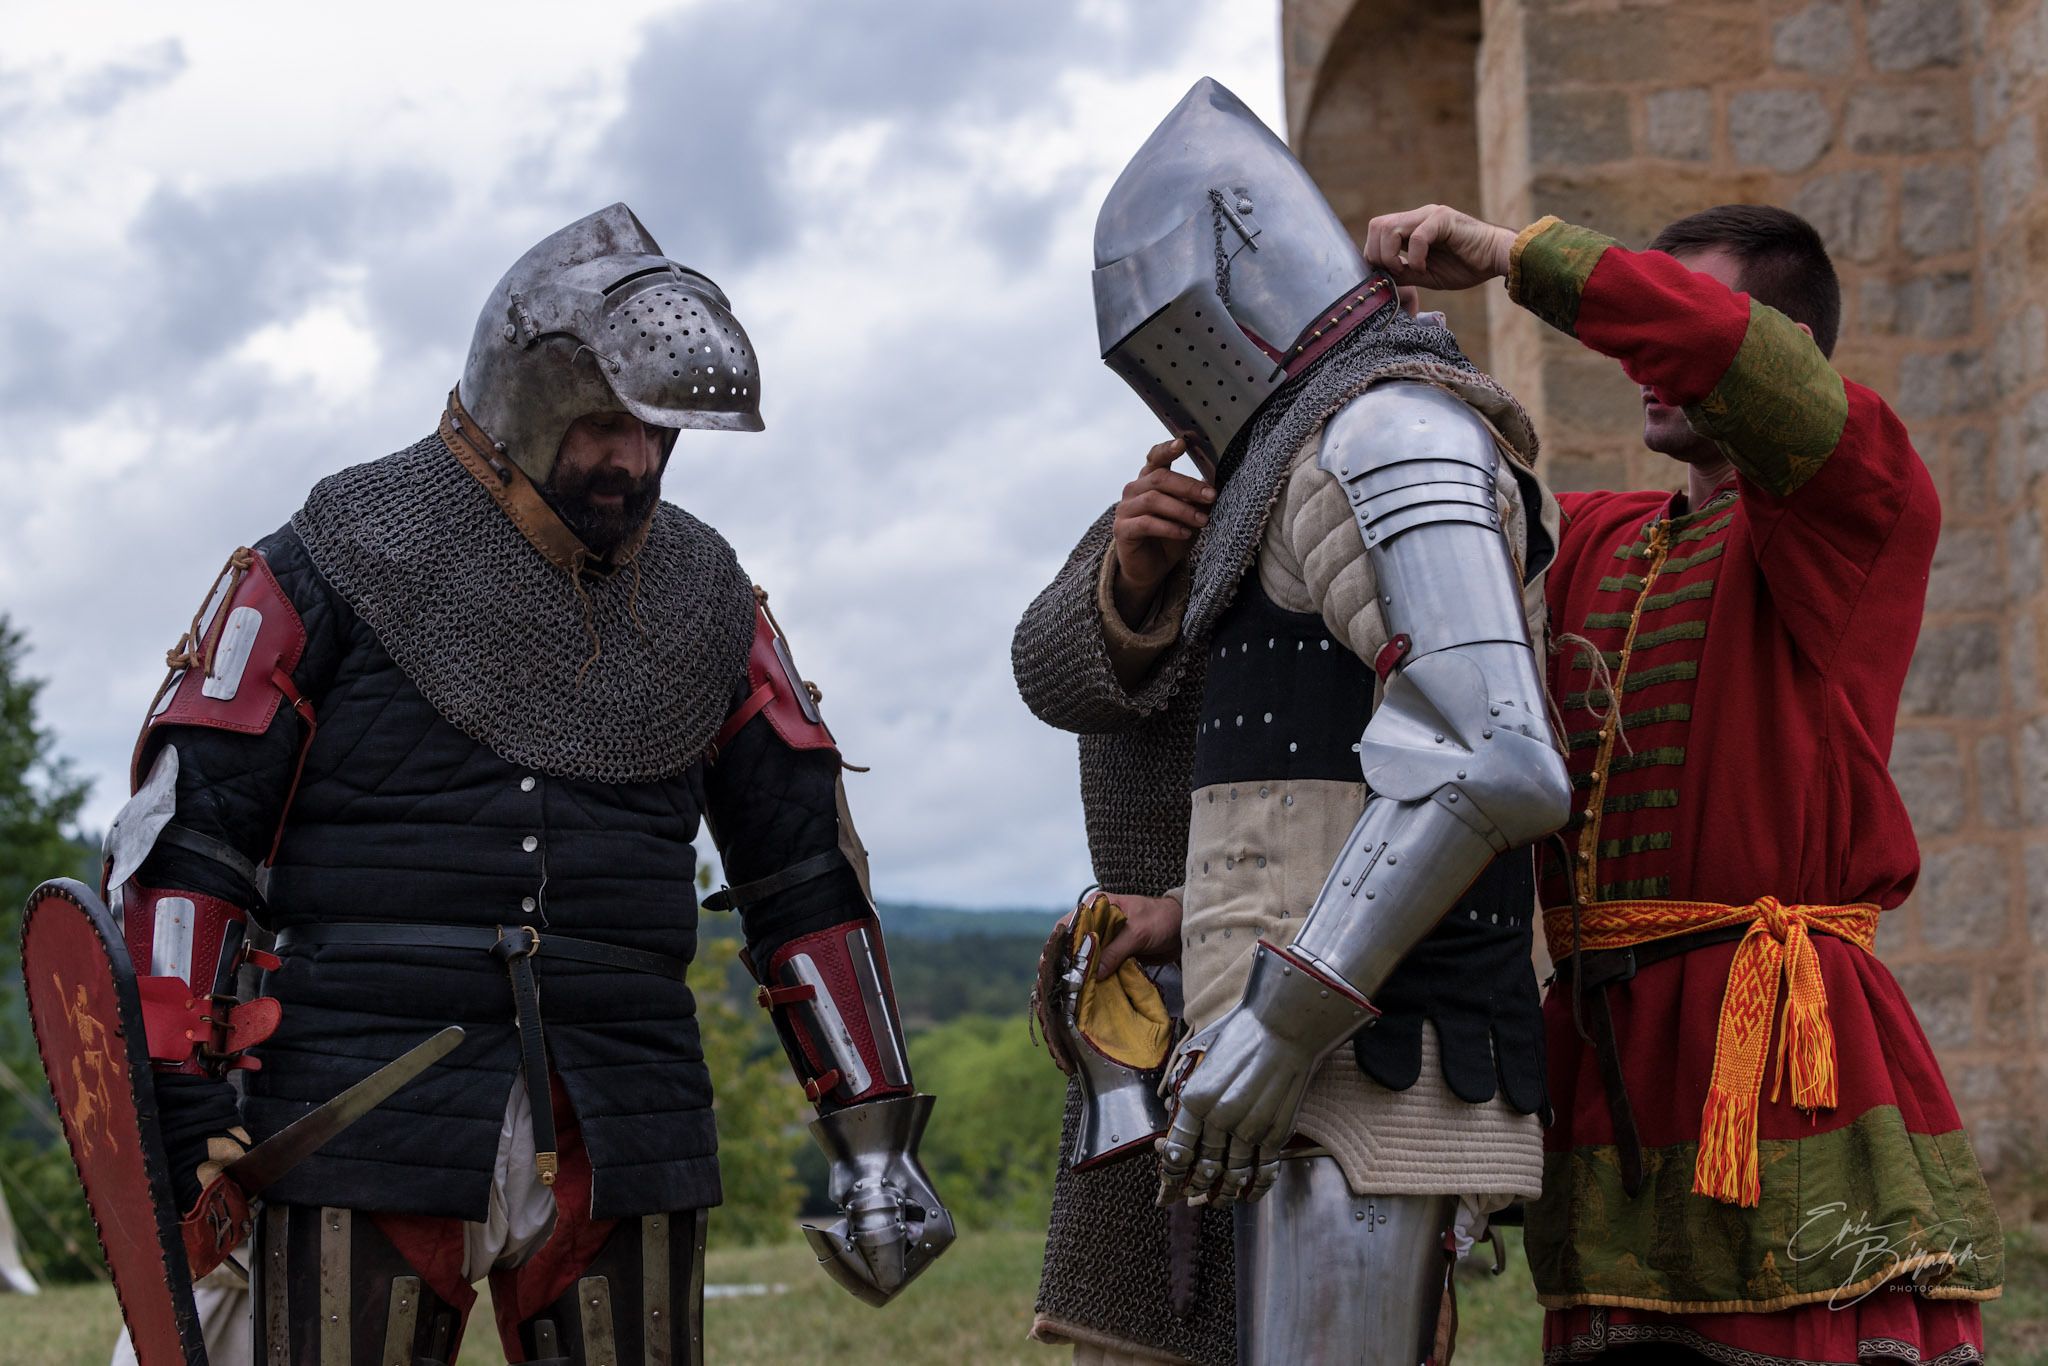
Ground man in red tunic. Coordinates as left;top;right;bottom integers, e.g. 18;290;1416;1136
1361;203;2003;1364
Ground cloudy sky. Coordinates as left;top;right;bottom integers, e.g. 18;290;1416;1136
0;2;1284;910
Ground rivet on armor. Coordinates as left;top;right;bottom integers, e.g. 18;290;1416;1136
1319;640;1329;650
1259;786;1269;797
522;836;538;852
1263;713;1272;723
521;896;536;913
520;776;535;792
1289;742;1298;752
1236;715;1243;726
1256;857;1266;868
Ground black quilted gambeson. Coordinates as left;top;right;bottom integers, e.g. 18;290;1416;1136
141;524;853;1221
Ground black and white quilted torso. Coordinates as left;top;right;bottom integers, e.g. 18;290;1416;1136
1193;572;1548;1116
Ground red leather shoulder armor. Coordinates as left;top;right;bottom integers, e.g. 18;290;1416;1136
134;549;309;786
712;596;837;757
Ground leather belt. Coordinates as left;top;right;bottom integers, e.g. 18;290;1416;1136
1552;922;1748;1198
275;922;687;1184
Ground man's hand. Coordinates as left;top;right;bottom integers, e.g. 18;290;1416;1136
1112;437;1216;628
1364;205;1517;293
1093;893;1182;977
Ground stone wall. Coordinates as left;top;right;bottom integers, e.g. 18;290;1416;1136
1282;0;2048;1169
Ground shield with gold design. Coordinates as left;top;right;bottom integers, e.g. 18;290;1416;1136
21;878;207;1366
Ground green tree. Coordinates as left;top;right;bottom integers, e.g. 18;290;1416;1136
907;1014;1065;1230
690;935;808;1245
0;616;103;1281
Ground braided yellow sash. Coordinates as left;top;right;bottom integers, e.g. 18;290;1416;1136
1544;897;1879;1207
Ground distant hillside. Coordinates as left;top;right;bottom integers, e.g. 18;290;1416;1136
875;905;1055;1026
699;901;1061;1026
875;902;1060;941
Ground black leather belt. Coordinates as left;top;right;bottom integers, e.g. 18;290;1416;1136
1548;880;1749;1200
274;922;686;1185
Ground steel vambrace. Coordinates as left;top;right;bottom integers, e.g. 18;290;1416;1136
1164;382;1570;1206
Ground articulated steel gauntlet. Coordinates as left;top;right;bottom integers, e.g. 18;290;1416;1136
756;917;955;1304
1162;383;1571;1207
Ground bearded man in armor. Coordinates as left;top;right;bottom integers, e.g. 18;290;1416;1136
96;203;952;1365
1015;79;1570;1365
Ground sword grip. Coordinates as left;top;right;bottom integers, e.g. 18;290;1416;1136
181;1171;253;1279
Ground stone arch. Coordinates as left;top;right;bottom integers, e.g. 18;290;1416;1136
1290;0;1488;371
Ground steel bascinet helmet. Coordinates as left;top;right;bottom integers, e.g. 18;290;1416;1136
1093;78;1369;471
460;202;762;484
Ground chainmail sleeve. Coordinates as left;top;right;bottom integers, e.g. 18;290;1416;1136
1012;507;1187;735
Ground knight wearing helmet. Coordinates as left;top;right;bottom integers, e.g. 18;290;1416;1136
1015;80;1568;1364
98;204;952;1365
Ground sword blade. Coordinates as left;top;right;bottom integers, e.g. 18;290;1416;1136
224;1026;465;1196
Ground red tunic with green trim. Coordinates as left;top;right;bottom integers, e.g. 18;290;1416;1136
1510;218;2001;1364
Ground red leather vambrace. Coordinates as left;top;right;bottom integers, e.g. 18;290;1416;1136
758;916;913;1107
122;883;281;1077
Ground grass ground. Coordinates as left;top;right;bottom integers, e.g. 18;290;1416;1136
0;1226;2037;1364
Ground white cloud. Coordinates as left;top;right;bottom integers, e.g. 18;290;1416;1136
0;1;1284;910
233;295;382;405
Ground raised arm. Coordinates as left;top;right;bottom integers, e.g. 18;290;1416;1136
1369;205;1939;670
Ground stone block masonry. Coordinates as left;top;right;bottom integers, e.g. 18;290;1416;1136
1283;0;2048;1172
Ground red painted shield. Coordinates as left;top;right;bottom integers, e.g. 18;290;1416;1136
21;879;207;1366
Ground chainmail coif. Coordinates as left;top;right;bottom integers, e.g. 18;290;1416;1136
293;432;756;784
1014;303;1538;1366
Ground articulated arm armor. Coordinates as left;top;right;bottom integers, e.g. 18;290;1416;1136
1164;382;1570;1204
105;548;310;1273
704;596;954;1305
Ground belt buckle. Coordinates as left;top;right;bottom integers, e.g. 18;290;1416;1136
1614;946;1637;983
496;924;541;958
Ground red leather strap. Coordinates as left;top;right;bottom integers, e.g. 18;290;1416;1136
755;982;817;1010
1374;633;1411;682
802;1070;843;1103
267;666;317;864
712;682;775;756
